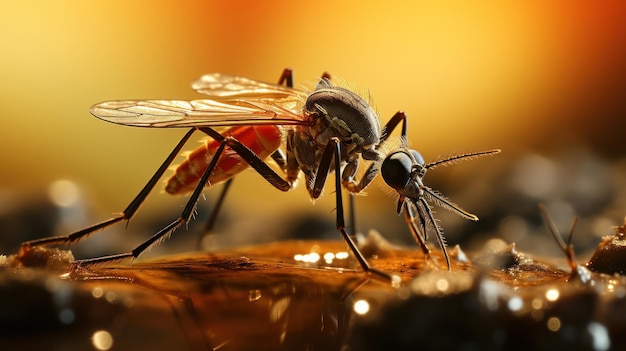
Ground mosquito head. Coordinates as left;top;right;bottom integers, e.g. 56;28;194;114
383;149;484;222
381;148;426;197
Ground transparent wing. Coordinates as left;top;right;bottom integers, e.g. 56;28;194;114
191;73;307;100
89;73;312;128
89;98;307;128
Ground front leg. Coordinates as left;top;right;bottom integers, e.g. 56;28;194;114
287;129;323;196
307;138;396;283
342;157;382;194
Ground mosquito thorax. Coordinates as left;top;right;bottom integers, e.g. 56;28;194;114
304;79;381;150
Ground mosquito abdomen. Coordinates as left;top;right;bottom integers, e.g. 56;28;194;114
165;125;283;195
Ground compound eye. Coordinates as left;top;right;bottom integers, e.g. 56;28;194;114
381;151;413;190
410;150;425;165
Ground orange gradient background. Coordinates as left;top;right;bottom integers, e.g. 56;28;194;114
0;1;624;252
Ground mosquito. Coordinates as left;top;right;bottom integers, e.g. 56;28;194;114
18;68;497;279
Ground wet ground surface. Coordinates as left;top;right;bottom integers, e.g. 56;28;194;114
2;235;626;351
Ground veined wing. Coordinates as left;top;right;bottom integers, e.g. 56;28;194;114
191;73;308;100
89;98;306;128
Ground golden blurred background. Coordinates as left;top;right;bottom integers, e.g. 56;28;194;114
1;1;624;258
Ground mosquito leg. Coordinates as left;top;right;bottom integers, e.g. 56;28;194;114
19;128;197;255
197;149;289;250
200;128;292;190
197;178;234;249
309;138;394;283
75;136;235;265
348;193;357;236
76;134;295;266
270;149;287;170
277;68;294;88
380;111;408;143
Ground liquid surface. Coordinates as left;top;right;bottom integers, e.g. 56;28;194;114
1;239;625;351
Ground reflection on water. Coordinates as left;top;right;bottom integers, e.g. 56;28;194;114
91;329;114;351
1;240;407;350
3;235;626;350
74;242;403;351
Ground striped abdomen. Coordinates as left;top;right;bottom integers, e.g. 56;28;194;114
165;125;283;195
